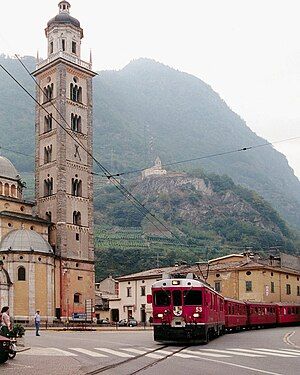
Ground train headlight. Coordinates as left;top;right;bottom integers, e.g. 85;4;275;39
157;313;163;318
193;313;199;318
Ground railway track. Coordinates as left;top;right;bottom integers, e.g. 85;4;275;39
85;345;189;375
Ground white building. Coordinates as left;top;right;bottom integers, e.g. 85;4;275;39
109;265;189;323
141;157;167;180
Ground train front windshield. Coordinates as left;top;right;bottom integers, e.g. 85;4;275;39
184;290;202;305
154;290;171;306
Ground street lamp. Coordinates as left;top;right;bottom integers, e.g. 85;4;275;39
195;261;210;282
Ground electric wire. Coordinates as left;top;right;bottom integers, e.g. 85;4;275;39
0;61;186;245
0;145;34;159
95;136;300;178
3;58;299;247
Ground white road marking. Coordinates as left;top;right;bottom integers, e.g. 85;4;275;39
121;348;164;359
280;348;300;354
94;347;135;357
182;356;284;375
280;348;300;353
182;349;231;358
254;348;300;356
155;350;174;355
70;348;108;357
20;347;77;356
229;348;296;357
201;349;265;357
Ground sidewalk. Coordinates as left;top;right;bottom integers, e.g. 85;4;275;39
24;326;153;332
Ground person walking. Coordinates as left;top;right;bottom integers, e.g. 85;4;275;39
0;306;11;337
34;310;41;336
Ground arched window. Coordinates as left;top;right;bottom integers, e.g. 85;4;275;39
72;41;77;54
70;84;82;103
71;114;82;132
0;182;3;195
11;185;17;197
61;38;66;51
44;114;53;132
71;178;82;197
4;183;9;196
18;266;26;281
43;84;54;102
73;211;81;226
44;177;53;197
74;293;81;304
44;145;53;164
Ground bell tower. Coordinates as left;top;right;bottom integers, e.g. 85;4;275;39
33;1;96;319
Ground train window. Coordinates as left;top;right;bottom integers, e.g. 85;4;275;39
154;291;170;306
184;290;202;305
205;293;210;306
288;308;291;314
172;290;182;306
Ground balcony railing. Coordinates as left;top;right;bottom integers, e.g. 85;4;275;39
37;51;92;71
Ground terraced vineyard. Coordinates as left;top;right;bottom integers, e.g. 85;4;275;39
93;225;236;280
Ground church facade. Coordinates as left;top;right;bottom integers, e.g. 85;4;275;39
0;1;95;322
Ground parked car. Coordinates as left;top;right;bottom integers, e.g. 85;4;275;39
97;319;110;325
117;319;138;327
117;319;128;327
0;336;10;364
128;319;138;327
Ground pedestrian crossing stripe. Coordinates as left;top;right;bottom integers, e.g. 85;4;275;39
19;347;300;359
229;348;297;358
121;348;164;359
254;348;300;356
21;347;77;356
200;349;265;357
70;348;108;357
94;348;135;357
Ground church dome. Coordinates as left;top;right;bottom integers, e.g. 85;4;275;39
47;13;80;28
0;229;53;254
47;2;80;28
0;156;20;180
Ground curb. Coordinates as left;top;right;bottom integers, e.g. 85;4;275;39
16;347;31;353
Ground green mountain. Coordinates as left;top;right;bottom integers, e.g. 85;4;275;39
93;171;298;280
1;54;300;231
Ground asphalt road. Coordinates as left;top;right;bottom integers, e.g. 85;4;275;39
2;326;300;375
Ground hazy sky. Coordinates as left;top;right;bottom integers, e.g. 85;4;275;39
1;0;299;179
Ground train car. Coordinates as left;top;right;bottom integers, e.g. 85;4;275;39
276;303;300;325
245;302;277;328
149;274;225;343
224;298;247;331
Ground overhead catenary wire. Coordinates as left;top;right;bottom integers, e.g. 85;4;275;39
94;135;300;178
0;61;186;246
0;145;34;159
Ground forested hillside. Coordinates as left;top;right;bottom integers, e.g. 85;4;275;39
93;171;298;280
1;54;300;230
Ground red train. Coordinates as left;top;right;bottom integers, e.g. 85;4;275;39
148;275;300;343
